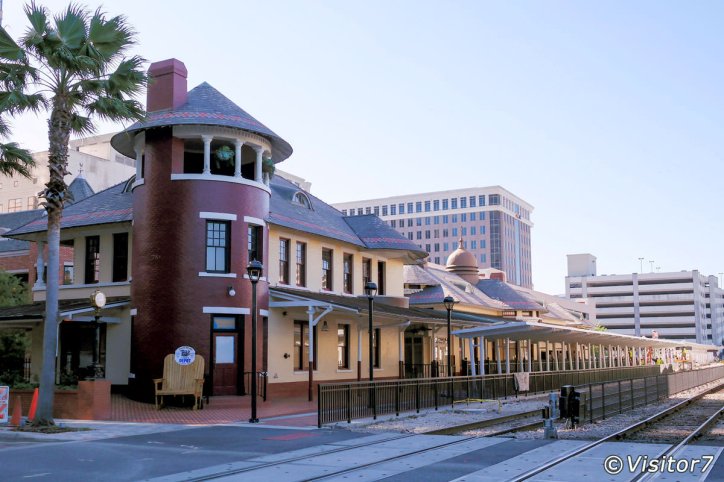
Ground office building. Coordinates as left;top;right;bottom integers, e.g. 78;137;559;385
333;187;534;288
565;254;724;345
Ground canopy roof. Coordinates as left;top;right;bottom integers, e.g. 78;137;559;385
452;321;720;351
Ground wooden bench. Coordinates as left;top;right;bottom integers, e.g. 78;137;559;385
153;354;205;410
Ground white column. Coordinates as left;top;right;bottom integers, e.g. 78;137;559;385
496;339;502;374
357;324;363;375
469;338;476;376
307;307;315;372
575;343;580;370
562;342;567;370
537;343;543;372
480;337;486;376
546;341;551;371
599;344;604;368
202;135;212;174
505;338;510;374
398;327;404;374
527;339;532;372
554;342;560;371
518;341;524;372
33;241;45;289
608;345;613;368
234;140;243;178
253;146;264;182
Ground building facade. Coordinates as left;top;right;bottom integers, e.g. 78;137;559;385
333;187;534;288
0;133;135;214
565;254;724;345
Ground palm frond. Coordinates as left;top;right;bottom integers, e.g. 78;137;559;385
69;112;94;136
86;97;144;122
23;2;50;48
107;56;146;96
53;4;88;51
0;91;46;114
0;28;27;62
0;142;35;178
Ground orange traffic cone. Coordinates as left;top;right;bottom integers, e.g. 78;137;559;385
10;395;22;426
27;388;38;422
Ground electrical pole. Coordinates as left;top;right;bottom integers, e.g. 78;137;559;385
638;257;644;272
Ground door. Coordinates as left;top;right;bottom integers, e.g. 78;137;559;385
213;333;238;395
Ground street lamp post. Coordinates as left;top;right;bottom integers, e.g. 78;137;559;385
89;289;106;379
364;282;378;381
246;259;263;423
443;296;457;377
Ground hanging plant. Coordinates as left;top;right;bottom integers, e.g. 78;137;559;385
215;145;234;163
262;157;275;178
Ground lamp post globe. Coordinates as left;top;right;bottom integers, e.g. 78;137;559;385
246;259;263;423
364;282;377;381
89;289;107;379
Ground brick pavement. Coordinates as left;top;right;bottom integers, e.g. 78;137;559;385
110;394;318;427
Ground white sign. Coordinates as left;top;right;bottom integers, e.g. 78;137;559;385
174;346;196;366
0;386;9;423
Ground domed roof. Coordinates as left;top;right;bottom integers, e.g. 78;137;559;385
446;237;479;284
446;237;478;270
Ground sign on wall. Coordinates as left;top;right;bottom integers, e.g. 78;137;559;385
0;386;9;423
174;346;196;366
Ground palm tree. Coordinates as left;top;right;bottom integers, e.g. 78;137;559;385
0;3;146;425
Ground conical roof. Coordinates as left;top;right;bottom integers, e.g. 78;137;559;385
67;174;94;204
111;82;292;163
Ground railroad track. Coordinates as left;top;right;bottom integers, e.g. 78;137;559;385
425;408;543;436
511;381;724;481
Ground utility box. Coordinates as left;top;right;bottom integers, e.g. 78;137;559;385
559;385;574;419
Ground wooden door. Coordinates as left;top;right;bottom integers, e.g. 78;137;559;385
213;333;238;395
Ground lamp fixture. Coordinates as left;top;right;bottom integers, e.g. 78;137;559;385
321;320;329;332
246;259;263;282
364;281;378;299
227;286;236;297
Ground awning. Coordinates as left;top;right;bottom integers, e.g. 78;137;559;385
452;320;718;351
0;297;130;327
270;287;499;327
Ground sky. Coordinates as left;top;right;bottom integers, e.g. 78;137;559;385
3;1;724;295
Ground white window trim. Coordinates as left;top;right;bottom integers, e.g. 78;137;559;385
200;212;237;221
244;216;266;227
199;272;237;278
130;308;138;316
203;307;250;315
260;309;269;317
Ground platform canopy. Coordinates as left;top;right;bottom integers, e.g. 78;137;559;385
452;320;719;352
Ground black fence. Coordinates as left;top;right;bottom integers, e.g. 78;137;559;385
242;371;268;401
577;364;724;423
318;365;660;427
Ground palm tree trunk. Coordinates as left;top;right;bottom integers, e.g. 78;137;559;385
36;211;60;424
35;106;71;425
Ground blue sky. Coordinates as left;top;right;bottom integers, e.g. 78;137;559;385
4;1;724;294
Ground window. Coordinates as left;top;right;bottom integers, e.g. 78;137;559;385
343;253;353;293
373;328;381;368
373;206;379;216
207;221;230;273
460;197;467;208
294;321;317;370
470;212;476;221
341;209;347;216
85;236;100;284
362;257;372;286
434;243;440;251
322;248;333;290
442;199;448;210
442;215;448;224
407;202;413;213
416;231;422;240
425;217;431;225
382;205;388;216
433;200;440;211
399;203;405;214
444;242;449;251
112;233;129;282
489;194;500;205
480;212;485;220
7;198;21;213
470;227;477;236
415;201;422;212
470;196;476;207
27;196;37;209
407;232;413;240
425;243;431;252
377;261;386;295
424;201;431;212
481;225;486;234
481;240;486;248
338;324;350;369
390;205;397;215
279;238;290;284
357;208;363;215
248;225;262;263
293;192;312;209
471;240;477;249
63;263;74;285
434;229;439;237
451;198;457;209
425;230;431;239
365;207;371;214
434;216;440;225
461;213;467;222
442;228;449;237
452;214;458;223
390;220;396;228
479;195;485;206
452;227;458;237
296;242;306;287
416;217;422;227
407;219;413;227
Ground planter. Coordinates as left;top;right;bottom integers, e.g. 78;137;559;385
7;380;111;420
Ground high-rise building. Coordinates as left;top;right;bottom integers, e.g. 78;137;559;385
565;253;724;345
333;187;534;288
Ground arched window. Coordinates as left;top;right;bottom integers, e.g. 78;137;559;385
293;192;312;210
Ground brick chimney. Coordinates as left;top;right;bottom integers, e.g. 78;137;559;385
146;59;188;112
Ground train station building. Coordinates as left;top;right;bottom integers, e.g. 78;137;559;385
0;59;719;415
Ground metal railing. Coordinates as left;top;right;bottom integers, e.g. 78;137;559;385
242;371;268;401
575;364;724;423
318;365;659;427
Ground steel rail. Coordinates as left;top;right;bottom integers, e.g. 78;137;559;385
511;381;724;481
